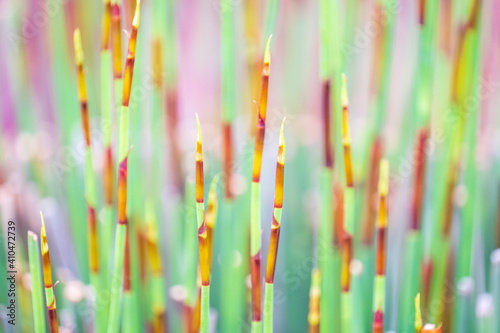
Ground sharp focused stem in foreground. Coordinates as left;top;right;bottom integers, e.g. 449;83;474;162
263;118;285;333
107;2;140;332
40;213;59;333
73;28;103;332
250;36;272;333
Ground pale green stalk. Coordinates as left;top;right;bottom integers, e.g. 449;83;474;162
200;285;210;333
263;282;274;333
28;232;46;333
319;168;335;333
397;232;422;333
107;223;126;333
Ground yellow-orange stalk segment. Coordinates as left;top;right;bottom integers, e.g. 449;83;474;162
252;35;272;182
122;0;140;107
341;73;353;187
101;0;111;51
111;1;122;79
415;293;423;333
308;269;320;333
40;212;59;333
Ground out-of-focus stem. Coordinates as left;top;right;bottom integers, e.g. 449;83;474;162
372;159;389;333
308;269;321;333
196;115;210;333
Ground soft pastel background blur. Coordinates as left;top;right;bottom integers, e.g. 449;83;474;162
1;0;500;332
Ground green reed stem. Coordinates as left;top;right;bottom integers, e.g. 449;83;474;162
28;232;46;333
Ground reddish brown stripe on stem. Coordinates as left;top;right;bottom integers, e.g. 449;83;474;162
166;91;183;193
322;80;333;168
362;138;382;245
104;146;113;204
183;303;193;333
421;259;433;307
411;129;428;231
438;0;451;57
222;123;233;198
442;164;457;237
117;156;129;225
372;310;384;333
48;307;59;333
418;0;425;25
265;221;280;283
87;205;99;273
198;223;210;286
369;4;387;97
341;233;352;292
111;3;122;78
375;227;386;275
251;253;262;321
123;226;131;291
137;228;147;283
80;101;90;147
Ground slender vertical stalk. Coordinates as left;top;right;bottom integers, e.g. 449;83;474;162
195;114;210;333
100;1;114;325
415;293;423;333
250;36;272;333
28;231;46;333
73;29;103;333
40;213;59;333
372;159;389;333
145;200;167;332
111;0;123;126
318;39;336;333
108;2;140;332
206;175;220;268
263;119;285;333
340;74;354;333
308;269;321;333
